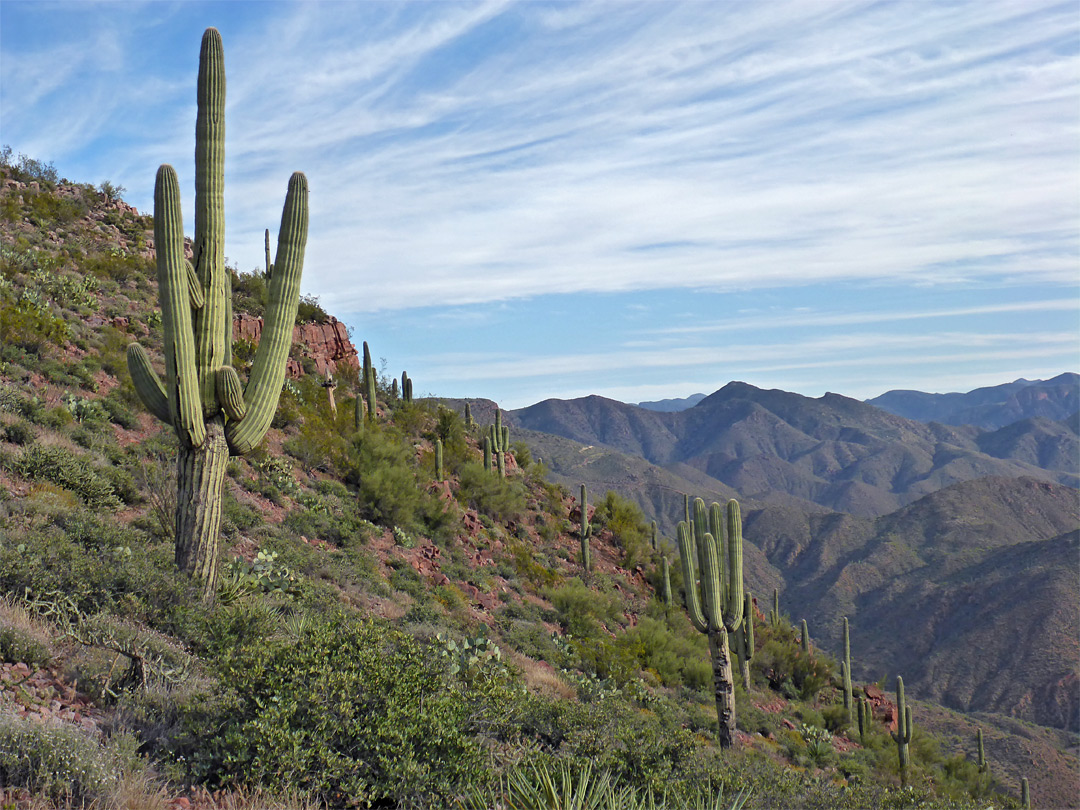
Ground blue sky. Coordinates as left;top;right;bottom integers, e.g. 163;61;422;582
2;1;1077;409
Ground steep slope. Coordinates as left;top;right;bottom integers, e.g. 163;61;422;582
750;477;1080;731
511;383;1074;517
868;374;1079;429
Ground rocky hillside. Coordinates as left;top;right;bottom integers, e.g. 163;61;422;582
0;160;1073;808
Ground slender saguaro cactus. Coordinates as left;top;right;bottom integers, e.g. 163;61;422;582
770;588;781;627
1021;777;1030;809
650;521;658;551
662;556;672;610
580;484;591;573
353;392;363;431
483;435;492;471
263;228;272;278
391;378;399;399
732;590;754;690
434;438;444;482
127;28;307;600
892;675;913;787
464;402;473;426
677;498;745;748
496;446;506;478
843;617;854;724
857;697;870;745
801;620;810;653
976;728;989;774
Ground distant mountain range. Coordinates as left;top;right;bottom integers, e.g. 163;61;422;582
636;393;707;412
509;380;1078;518
868;373;1078;429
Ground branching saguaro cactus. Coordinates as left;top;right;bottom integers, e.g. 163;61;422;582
127;28;307;600
976;728;989;774
677;497;745;748
892;675;913;787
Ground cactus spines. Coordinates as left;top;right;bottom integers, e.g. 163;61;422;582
892;675;913;786
732;590;754;690
483;434;492;471
842;617;853;724
125;29;307;598
435;438;444;482
1021;777;1030;809
800;619;810;653
976;728;989;774
580;484;591;573
677;498;745;748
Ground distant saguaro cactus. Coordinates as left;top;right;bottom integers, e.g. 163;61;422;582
770;588;781;627
857;696;870;745
464;401;473;426
976;728;989;774
434;438;443;482
677;498;745;748
892;675;913;787
842;617;853;724
661;556;672;609
580;484;591;573
483;435;492;472
363;343;376;421
800;620;810;653
650;521;658;551
1021;777;1030;809
127;28;307;600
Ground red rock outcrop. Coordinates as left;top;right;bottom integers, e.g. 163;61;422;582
233;313;359;379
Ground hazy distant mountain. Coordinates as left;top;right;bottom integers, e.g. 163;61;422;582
867;373;1079;429
636;393;707;412
746;476;1079;731
509;382;1077;517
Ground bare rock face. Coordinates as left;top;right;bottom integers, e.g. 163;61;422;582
233;313;359;379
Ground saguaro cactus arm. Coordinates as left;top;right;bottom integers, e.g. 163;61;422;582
224;171;308;454
127;343;171;424
153;164;205;448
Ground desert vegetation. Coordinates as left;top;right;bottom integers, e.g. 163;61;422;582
0;27;1069;810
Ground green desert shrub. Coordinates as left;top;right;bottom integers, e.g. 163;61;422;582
456;461;528;522
0;715;119;801
11;444;123;509
178;616;495;806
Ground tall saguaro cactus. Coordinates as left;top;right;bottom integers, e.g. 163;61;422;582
892;675;913;787
677;497;745;748
127;28;307;599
